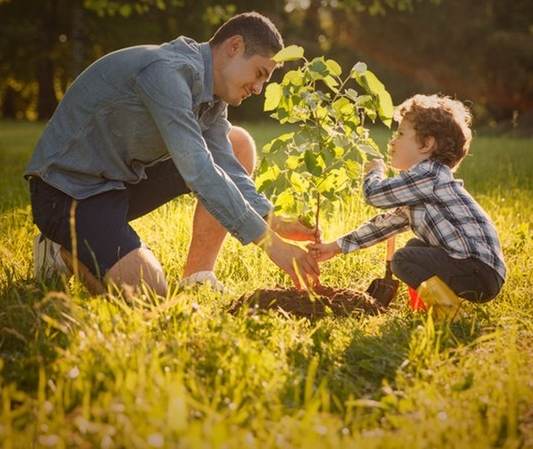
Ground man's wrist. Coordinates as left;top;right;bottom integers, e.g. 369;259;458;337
254;227;275;250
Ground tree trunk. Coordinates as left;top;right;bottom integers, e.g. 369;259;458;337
37;58;57;119
1;85;18;119
71;2;86;78
36;0;59;120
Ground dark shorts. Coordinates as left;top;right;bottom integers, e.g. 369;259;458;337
391;238;504;303
29;159;190;279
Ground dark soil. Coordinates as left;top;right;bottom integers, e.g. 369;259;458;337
229;285;383;320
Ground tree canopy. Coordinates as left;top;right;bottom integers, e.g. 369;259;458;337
0;0;531;129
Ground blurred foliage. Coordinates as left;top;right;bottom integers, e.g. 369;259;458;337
0;0;531;129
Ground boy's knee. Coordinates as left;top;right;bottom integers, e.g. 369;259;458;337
228;126;257;175
390;251;406;278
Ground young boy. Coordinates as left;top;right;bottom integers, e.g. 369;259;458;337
309;94;505;315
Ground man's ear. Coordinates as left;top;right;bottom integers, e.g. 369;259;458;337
420;135;436;154
224;35;245;57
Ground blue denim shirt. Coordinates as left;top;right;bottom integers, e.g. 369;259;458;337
25;37;273;244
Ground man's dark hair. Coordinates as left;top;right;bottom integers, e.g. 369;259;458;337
209;12;283;57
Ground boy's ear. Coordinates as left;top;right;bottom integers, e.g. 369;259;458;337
420;135;436;154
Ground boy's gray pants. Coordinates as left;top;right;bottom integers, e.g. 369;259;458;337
391;238;503;302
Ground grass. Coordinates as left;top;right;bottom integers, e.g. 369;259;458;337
0;119;531;448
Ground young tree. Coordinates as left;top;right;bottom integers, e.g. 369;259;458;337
257;45;393;236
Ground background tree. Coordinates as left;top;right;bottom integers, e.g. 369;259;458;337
0;0;531;129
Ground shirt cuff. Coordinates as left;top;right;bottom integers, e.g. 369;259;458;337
248;195;274;219
336;236;360;254
230;207;268;245
365;167;385;180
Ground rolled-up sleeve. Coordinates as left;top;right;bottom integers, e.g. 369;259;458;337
364;164;435;209
202;112;273;218
134;60;267;244
337;207;410;253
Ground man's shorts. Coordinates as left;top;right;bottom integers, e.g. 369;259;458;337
29;159;190;279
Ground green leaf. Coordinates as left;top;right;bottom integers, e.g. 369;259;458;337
317;174;336;193
308;58;329;80
283;70;304;86
326;59;342;77
290;172;308;193
323;75;339;92
286;155;301;170
274;190;295;212
255;164;281;191
345;160;361;177
360;70;385;97
333;98;353;116
304;150;324;176
377;89;394;128
264;83;283;112
353;70;393;127
345;88;359;102
356;95;374;108
263;133;292;154
357;143;382;158
272;45;304;63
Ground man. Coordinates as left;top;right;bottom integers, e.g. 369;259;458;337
26;12;320;296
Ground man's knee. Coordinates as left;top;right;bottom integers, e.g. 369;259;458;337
228;126;256;175
105;247;168;297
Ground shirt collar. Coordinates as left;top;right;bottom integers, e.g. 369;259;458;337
199;42;215;105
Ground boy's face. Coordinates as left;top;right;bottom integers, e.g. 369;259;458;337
388;119;433;170
215;36;277;106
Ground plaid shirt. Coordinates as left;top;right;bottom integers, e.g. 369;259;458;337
337;159;506;281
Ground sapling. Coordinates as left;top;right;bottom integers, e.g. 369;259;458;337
257;45;394;239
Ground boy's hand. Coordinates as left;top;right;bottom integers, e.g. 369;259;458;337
270;215;322;242
364;158;386;175
307;241;341;262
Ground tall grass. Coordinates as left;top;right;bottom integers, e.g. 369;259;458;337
0;120;531;448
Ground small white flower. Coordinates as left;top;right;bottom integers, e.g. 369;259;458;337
147;433;164;447
352;62;367;74
38;434;60;446
68;366;80;379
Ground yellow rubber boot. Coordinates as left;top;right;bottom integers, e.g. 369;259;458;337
417;276;463;320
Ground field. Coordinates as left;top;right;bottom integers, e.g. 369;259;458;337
0;120;531;448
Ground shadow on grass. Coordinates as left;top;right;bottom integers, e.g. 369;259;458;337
280;306;489;414
0;277;75;391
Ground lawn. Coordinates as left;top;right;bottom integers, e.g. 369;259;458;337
0;119;531;448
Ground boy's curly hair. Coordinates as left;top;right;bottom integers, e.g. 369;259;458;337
394;94;472;170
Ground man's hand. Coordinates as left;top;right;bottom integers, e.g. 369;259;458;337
269;215;321;243
256;230;320;289
364;158;386;175
307;241;342;262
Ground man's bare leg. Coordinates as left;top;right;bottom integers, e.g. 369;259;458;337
105;246;168;297
182;126;257;278
59;246;167;297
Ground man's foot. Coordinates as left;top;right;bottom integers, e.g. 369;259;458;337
180;271;226;293
33;234;69;280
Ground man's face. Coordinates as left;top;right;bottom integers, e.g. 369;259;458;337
217;42;277;106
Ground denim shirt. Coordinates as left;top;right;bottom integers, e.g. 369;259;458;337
25;37;273;244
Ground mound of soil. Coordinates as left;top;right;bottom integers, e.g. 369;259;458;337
229;285;383;320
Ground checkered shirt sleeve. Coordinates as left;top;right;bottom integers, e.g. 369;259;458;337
337;207;410;253
363;163;435;208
